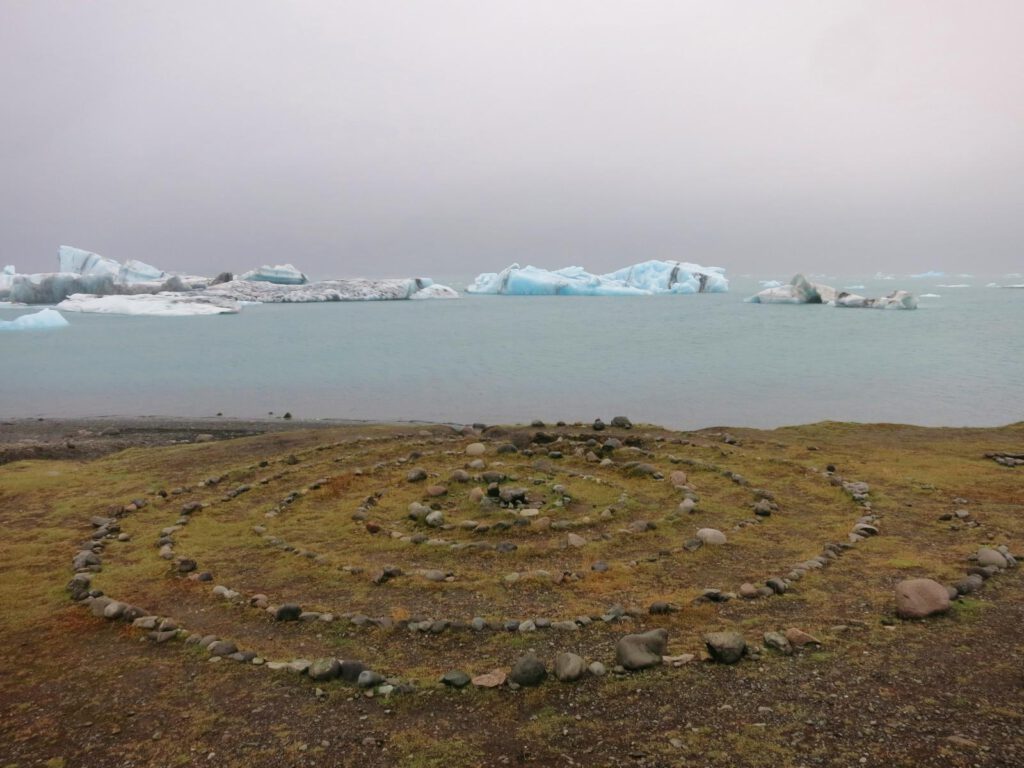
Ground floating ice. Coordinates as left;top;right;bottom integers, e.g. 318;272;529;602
919;293;941;298
910;270;945;278
410;283;460;300
747;274;917;309
467;260;728;296
758;279;783;288
57;293;240;316
207;277;457;302
937;284;970;288
240;264;308;285
0;308;69;331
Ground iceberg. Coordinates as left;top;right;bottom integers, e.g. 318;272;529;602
747;274;917;309
835;290;918;310
240;264;308;285
467;260;728;296
206;277;456;302
1;246;211;304
410;283;460;299
910;270;945;279
758;279;783;289
919;293;941;298
0;308;69;331
57;293;240;316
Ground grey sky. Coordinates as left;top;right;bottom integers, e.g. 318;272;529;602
2;0;1022;278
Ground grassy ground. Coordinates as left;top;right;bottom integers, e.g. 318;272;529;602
1;419;1021;767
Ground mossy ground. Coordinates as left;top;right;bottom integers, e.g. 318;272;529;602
1;419;1022;767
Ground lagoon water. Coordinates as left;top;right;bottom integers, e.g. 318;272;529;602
2;276;1022;429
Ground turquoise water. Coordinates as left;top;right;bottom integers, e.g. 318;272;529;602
2;277;1022;428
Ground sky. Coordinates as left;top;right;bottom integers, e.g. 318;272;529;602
1;0;1022;278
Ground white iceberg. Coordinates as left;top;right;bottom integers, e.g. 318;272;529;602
57;293;240;316
240;264;308;285
919;293;941;298
909;270;945;279
206;276;456;302
467;260;728;296
758;279;783;289
835;290;918;310
747;274;917;309
0;307;69;331
410;283;460;299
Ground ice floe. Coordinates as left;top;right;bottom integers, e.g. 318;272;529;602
56;293;240;316
0;307;69;330
747;274;917;309
206;277;454;302
467;260;728;296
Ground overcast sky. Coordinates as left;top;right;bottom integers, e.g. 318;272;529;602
1;1;1022;278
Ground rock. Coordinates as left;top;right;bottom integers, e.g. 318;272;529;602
894;578;951;619
472;669;507;688
208;640;238;657
422;569;448;582
739;583;759;599
610;416;633;429
703;631;747;664
763;631;793;655
554;652;586;682
784;628;822;648
177;558;197;573
678;498;697;514
465;443;486;456
954;574;985;595
566;533;586;548
510;655;547;686
588;661;607;677
425;510;445;527
357;670;384;688
696;528;727;545
518;619;537;633
66;573;92;601
765;577;787;594
102;601;126;619
616;628;668;670
406;468;428;482
451;469;470;483
669;470;688;487
340;660;366;683
976;547;1008;569
441;670;471;688
425;485;447;497
274;603;302;621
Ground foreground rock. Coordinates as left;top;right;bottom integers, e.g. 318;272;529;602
703;632;747;664
894;578;951;619
616;629;668;670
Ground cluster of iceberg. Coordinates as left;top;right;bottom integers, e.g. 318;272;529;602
467;260;728;296
0;308;69;331
747;274;917;310
0;246;207;304
0;246;459;315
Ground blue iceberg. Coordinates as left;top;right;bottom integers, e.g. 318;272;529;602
240;264;308;285
0;308;69;331
467;260;728;296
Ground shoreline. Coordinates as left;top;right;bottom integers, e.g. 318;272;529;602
2;414;1021;465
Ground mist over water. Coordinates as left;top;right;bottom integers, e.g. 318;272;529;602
3;277;1021;428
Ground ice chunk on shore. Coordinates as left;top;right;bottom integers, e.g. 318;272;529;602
467;260;727;296
57;293;240;316
207;277;455;302
0;308;69;330
240;264;308;285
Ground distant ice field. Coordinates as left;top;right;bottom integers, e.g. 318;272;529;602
2;276;1021;428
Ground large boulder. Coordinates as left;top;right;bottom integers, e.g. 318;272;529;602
894;578;951;619
510;655;547;686
696;528;727;546
553;652;586;682
703;631;747;664
616;628;668;670
976;547;1008;569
